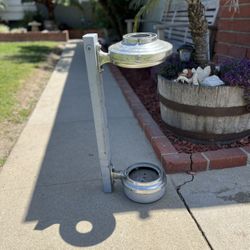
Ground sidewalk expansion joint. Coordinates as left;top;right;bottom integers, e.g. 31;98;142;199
175;154;214;250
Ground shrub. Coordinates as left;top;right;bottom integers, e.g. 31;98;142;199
160;54;198;80
0;24;9;33
10;28;27;33
220;58;250;88
220;58;250;104
22;11;44;28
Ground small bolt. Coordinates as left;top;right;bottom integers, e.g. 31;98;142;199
86;45;92;51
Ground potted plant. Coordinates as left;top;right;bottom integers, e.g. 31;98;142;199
157;55;250;142
131;0;249;143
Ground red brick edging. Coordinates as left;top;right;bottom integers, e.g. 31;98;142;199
109;65;250;174
0;31;69;42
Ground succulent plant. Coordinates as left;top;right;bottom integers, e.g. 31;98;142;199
160;54;198;80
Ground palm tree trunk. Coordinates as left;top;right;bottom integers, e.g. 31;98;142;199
188;0;209;65
45;0;55;20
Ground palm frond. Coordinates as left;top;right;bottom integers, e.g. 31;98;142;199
0;0;7;11
69;0;85;13
130;0;160;32
129;0;146;10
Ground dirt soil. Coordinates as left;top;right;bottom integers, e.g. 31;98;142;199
0;45;64;167
119;67;250;153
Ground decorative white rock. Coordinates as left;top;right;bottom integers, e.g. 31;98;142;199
201;75;224;87
196;66;211;83
191;68;199;85
176;75;193;84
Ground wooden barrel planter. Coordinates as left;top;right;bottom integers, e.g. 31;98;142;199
158;75;250;143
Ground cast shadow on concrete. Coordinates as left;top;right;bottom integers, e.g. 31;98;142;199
24;41;182;247
5;44;62;65
23;41;250;247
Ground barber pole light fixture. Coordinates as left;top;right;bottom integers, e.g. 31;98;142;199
83;32;172;203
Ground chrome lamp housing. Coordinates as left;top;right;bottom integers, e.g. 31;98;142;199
108;32;173;68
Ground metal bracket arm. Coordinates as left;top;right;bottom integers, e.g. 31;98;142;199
98;48;111;67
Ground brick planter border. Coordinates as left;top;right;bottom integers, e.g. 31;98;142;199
68;29;106;39
109;65;250;174
0;31;69;42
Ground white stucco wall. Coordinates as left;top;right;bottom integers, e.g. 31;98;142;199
36;2;93;29
0;0;92;28
0;0;36;21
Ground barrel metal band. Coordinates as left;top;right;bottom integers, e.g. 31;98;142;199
159;95;249;117
163;122;250;143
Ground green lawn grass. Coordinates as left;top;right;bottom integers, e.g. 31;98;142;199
0;42;59;122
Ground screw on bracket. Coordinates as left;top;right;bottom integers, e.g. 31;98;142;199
86;45;92;51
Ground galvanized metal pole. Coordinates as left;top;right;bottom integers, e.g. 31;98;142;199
83;34;112;193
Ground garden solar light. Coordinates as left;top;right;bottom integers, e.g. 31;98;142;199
177;44;194;62
83;32;172;203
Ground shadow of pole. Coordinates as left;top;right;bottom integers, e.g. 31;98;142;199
23;41;118;247
23;41;250;248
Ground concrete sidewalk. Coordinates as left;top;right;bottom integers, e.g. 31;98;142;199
1;40;250;250
0;41;209;249
171;166;250;250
